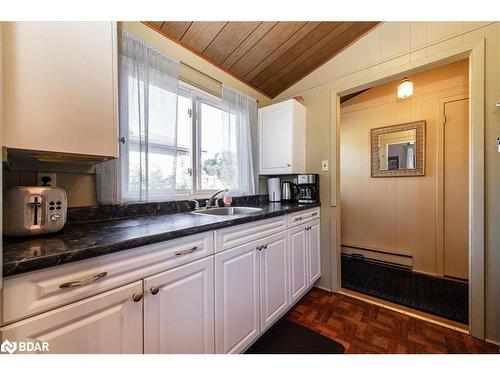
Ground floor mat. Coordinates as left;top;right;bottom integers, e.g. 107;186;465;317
245;319;345;354
341;255;468;324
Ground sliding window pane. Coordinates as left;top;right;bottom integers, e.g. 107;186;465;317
199;101;237;191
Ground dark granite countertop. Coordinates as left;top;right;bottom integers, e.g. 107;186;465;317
3;202;319;277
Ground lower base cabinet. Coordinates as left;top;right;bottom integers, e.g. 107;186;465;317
288;219;321;305
1;281;143;354
307;220;321;285
214;231;289;353
215;240;261;354
1;211;321;354
144;256;215;354
260;232;289;331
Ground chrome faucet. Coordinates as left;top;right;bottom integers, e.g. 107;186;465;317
189;199;200;211
206;188;228;208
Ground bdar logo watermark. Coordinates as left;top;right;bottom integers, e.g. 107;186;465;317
1;339;49;354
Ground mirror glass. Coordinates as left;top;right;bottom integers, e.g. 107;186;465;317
370;121;425;177
377;129;416;171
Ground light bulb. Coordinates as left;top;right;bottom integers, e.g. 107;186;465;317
397;77;413;99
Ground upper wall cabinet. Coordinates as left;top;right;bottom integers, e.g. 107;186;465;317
2;22;118;158
258;99;306;175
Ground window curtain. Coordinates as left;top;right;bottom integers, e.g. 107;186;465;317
221;85;257;195
96;29;179;203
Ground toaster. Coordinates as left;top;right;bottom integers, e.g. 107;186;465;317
3;186;67;237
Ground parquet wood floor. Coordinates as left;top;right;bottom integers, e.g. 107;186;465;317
285;288;499;354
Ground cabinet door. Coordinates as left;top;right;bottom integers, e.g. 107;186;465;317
260;232;288;331
143;256;214;354
215;241;260;354
0;281;143;354
3;22;118;157
259;101;292;174
307;220;321;286
288;226;308;304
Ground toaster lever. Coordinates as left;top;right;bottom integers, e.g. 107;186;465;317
28;195;43;226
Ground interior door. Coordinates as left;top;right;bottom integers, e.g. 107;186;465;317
143;256;215;354
260;232;288;331
215;240;260;354
289;225;308;303
443;98;469;279
307;220;321;286
0;281;143;354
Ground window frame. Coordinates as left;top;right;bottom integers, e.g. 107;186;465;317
124;80;238;200
177;82;238;198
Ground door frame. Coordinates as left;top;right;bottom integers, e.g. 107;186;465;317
330;39;485;339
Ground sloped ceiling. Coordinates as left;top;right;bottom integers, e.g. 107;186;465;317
143;21;380;98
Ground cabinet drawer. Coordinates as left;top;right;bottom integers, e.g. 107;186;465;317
214;216;286;253
288;208;320;227
2;231;213;324
1;281;143;354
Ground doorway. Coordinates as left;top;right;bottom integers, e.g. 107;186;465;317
338;60;471;327
330;40;485;338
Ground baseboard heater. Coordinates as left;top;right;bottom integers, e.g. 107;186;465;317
341;243;413;270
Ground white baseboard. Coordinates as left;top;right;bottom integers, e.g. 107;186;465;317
341;245;413;267
315;284;332;293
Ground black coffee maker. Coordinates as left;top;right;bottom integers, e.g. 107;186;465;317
296;174;319;204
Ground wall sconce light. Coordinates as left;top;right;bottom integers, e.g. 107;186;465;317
397;77;414;99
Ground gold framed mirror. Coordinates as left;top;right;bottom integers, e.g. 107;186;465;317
370;120;426;177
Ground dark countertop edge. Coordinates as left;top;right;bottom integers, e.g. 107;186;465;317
3;203;320;277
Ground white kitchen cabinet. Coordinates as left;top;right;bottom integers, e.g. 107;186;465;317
2;22;118;157
259;231;288;331
0;281;143;354
288;218;321;304
215;240;260;354
258;99;306;175
3;231;213;324
288;224;308;303
307;220;321;286
143;256;214;354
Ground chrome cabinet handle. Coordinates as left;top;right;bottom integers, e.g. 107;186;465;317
263;245;268;250
175;246;198;256
312;212;318;216
59;272;108;289
256;245;263;251
295;217;303;222
118;137;126;144
150;286;160;295
132;292;143;302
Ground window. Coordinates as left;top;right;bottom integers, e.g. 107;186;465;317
97;30;254;205
175;85;241;195
123;73;179;201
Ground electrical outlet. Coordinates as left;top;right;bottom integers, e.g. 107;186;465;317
321;160;329;171
37;172;57;187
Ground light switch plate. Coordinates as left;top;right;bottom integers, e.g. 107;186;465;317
321;160;329;171
37;172;57;187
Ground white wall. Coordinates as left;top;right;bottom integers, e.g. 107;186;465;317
275;21;500;344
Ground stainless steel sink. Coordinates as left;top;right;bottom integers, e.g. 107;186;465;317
191;206;262;217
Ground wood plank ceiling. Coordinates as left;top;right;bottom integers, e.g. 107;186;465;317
143;21;380;98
